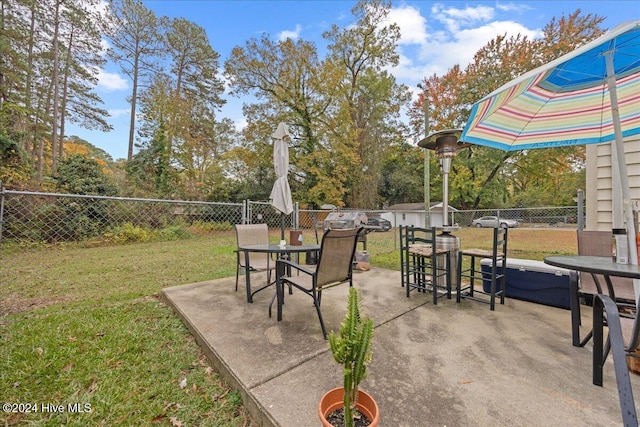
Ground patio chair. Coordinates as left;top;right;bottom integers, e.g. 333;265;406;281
572;230;635;346
274;227;363;339
400;225;451;304
456;227;508;310
235;224;274;300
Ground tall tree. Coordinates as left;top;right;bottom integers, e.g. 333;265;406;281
18;0;63;184
225;0;409;209
126;121;174;196
56;0;112;161
103;0;162;161
322;0;410;208
163;17;225;168
0;0;30;158
165;18;224;107
538;9;606;62
0;0;110;186
0;0;27;112
225;34;336;205
133;72;174;196
49;0;62;172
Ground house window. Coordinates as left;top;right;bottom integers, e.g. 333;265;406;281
402;213;406;221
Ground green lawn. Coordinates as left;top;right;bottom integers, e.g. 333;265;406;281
1;232;254;427
0;227;576;426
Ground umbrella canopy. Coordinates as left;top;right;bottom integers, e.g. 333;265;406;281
461;20;640;295
461;20;640;150
269;122;293;219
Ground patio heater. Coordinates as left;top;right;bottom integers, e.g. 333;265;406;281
418;129;470;288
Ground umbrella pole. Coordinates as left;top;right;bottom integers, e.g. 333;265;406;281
606;52;640;299
280;213;285;242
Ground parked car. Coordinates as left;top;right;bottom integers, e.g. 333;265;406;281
471;216;519;228
367;217;392;232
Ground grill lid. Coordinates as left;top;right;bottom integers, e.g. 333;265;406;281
325;211;368;229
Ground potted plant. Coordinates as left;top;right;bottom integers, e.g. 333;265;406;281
318;287;379;427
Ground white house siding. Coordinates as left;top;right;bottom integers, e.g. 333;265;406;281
384;203;458;229
393;211;426;228
586;135;640;231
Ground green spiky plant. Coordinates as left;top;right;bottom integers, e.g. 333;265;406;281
328;287;374;427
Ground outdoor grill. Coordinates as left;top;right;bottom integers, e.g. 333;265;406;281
324;210;369;247
324;211;368;230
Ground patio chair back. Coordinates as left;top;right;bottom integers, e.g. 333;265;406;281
577;230;635;302
234;224;274;296
275;227;363;338
236;224;270;269
400;225;452;304
571;230;637;348
315;228;362;289
457;227;507;310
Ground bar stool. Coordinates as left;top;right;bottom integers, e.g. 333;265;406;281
400;225;451;304
456;227;508;310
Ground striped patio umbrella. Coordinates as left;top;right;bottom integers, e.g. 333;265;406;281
461;20;640;295
461;20;640;150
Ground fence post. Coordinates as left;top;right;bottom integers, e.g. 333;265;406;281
241;199;249;224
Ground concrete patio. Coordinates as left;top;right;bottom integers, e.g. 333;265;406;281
161;267;640;426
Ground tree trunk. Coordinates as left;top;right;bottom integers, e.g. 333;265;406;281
50;0;63;172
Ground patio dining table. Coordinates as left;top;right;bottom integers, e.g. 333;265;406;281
544;255;640;289
544;255;640;426
237;243;320;303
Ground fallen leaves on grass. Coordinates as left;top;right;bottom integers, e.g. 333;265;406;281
212;389;229;402
152;414;167;423
61;361;75;372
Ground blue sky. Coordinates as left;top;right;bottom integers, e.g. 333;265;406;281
67;1;639;160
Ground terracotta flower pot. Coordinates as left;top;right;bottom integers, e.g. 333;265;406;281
318;387;379;427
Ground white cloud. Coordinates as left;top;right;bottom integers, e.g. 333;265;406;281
447;20;539;64
97;0;109;17
388;4;427;46
389;2;541;85
234;117;248;132
108;108;130;119
431;3;494;33
496;2;533;14
100;39;110;56
98;69;128;91
278;24;302;41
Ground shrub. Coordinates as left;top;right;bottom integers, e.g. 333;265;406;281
157;225;191;240
103;223;152;244
189;220;234;232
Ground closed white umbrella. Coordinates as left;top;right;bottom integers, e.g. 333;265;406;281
269;122;293;241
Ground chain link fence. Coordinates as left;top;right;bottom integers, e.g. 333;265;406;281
0;188;581;250
0;190;244;246
454;206;580;227
298;207;581;229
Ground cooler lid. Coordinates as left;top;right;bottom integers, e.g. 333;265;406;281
480;257;570;276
